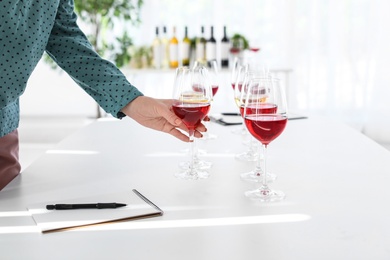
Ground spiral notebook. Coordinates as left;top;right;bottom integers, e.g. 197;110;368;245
27;189;163;234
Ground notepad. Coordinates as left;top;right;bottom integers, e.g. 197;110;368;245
28;189;163;234
209;113;243;126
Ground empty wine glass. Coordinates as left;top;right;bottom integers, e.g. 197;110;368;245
172;66;213;180
243;76;288;201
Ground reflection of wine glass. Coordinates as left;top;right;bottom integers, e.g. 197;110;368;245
172;66;212;180
243;76;288;201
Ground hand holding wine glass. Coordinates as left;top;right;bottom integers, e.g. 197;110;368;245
172;66;212;180
243;76;288;201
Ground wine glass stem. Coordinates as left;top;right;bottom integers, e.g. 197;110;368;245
255;143;262;176
261;144;269;189
189;130;195;170
193;136;200;164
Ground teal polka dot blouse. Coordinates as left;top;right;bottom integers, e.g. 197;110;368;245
0;0;143;137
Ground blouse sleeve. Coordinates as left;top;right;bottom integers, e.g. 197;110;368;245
45;0;143;118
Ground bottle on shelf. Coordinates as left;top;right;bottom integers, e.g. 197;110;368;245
169;26;179;69
220;26;230;68
206;26;217;67
195;26;207;65
152;26;162;69
161;26;169;69
181;26;191;67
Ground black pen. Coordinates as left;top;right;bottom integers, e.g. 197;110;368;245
46;203;127;210
221;112;241;116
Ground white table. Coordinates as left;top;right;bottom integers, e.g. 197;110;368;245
1;116;390;259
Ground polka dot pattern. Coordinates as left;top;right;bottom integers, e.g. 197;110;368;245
0;0;143;137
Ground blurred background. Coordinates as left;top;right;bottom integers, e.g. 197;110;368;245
19;0;390;167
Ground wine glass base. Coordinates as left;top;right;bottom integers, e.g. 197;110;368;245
232;126;247;135
235;151;258;162
240;171;277;183
179;160;213;170
200;132;218;140
245;188;285;202
175;169;210;180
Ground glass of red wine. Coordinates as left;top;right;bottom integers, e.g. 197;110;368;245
177;61;218;171
208;59;220;98
243;76;288;201
239;74;277;182
231;57;243;90
172;66;213;180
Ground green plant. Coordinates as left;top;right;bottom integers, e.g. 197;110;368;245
74;0;143;67
231;33;249;50
128;45;152;69
45;0;143;68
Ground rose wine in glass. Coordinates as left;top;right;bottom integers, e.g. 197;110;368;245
172;66;212;180
243;76;288;201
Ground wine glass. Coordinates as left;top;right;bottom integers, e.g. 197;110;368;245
239;72;277;182
230;57;243;90
233;67;259;162
172;66;213;180
197;59;219;140
243;76;288;201
208;59;220;98
178;61;217;171
231;64;249;135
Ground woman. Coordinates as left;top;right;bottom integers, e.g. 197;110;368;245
0;0;206;190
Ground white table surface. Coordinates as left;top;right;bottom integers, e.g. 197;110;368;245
1;115;390;259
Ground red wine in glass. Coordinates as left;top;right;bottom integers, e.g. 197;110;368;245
232;82;244;91
172;103;210;131
212;85;219;96
192;84;218;96
192;84;204;93
244;114;287;146
239;103;277;117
